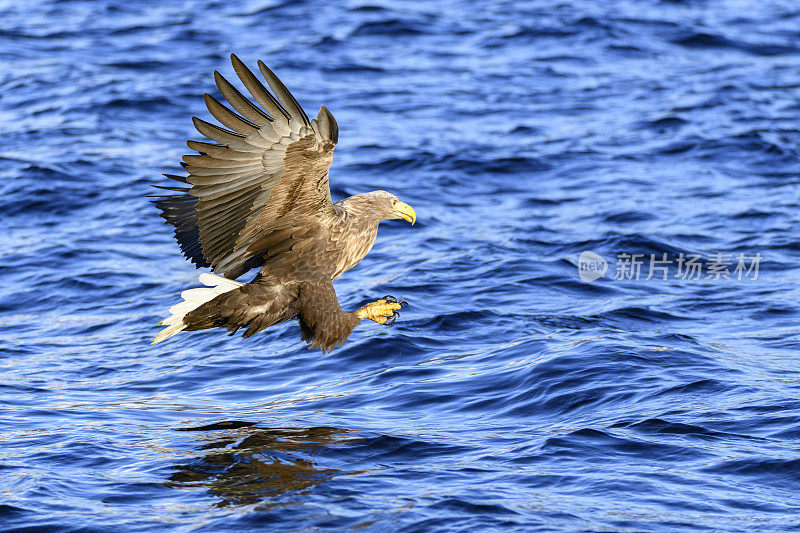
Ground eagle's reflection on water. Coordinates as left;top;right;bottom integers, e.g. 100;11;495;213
166;423;356;507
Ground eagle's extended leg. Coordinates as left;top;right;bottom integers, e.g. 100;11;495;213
356;296;408;325
298;283;409;351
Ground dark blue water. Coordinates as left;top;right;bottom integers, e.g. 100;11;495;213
3;0;800;530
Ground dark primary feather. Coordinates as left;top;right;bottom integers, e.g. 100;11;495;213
257;60;311;127
230;54;291;123
152;175;209;268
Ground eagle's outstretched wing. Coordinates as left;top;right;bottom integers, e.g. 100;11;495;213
154;54;340;279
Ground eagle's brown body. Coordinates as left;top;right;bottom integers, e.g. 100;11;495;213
152;55;415;351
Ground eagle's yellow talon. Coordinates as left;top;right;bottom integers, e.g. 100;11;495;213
357;297;406;325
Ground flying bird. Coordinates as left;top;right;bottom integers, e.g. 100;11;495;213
152;54;416;351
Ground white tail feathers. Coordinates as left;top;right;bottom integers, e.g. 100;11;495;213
152;273;243;345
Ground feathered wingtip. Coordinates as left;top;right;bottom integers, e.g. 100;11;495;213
316;105;338;143
152;273;242;345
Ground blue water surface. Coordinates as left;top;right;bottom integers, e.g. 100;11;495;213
2;0;800;530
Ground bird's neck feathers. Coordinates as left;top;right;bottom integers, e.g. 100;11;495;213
337;191;394;224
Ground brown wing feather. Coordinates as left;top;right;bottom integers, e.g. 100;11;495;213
154;53;341;279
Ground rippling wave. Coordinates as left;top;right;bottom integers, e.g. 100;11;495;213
2;0;800;530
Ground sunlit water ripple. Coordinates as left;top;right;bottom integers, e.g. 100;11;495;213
2;0;800;530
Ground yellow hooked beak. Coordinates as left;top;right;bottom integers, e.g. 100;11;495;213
392;201;416;225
